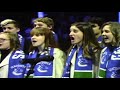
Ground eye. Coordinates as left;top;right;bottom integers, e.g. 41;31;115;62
39;33;44;36
0;38;9;42
73;30;78;33
8;27;13;29
105;30;110;33
33;24;36;27
2;27;6;30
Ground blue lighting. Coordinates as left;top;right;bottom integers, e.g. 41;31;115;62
119;12;120;22
38;12;44;18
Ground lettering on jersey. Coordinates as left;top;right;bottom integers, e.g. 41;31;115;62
111;49;120;60
108;67;120;78
11;64;25;76
12;51;25;59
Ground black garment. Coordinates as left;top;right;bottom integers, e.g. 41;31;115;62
0;49;11;63
24;37;32;55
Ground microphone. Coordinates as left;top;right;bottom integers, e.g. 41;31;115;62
20;55;54;64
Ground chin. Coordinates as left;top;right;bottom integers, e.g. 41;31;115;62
71;40;77;44
71;42;75;44
32;45;38;47
104;41;111;44
0;48;5;50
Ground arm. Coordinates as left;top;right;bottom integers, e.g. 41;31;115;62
53;48;66;78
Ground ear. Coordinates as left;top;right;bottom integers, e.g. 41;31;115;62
16;28;20;32
48;26;52;30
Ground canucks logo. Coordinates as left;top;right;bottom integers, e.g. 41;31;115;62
77;55;88;67
11;64;25;76
12;67;23;76
37;65;48;72
37;62;50;73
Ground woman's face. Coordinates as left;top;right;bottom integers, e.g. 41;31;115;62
0;33;10;50
102;25;114;44
31;34;45;47
69;25;83;45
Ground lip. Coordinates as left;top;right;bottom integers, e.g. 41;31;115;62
31;39;37;42
103;36;109;40
70;37;74;40
103;35;107;38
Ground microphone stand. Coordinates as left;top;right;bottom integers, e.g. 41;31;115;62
24;55;54;78
25;53;41;78
25;62;36;78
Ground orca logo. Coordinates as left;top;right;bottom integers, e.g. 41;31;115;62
37;65;48;73
78;59;87;67
111;72;116;78
12;68;23;76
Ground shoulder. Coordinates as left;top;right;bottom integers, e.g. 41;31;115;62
115;47;120;50
18;34;24;39
101;47;107;52
54;48;64;53
53;48;66;56
12;50;25;59
14;49;25;55
111;47;120;60
18;34;22;37
113;47;120;54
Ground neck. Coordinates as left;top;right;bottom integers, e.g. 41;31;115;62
37;43;45;53
76;42;82;48
0;48;11;52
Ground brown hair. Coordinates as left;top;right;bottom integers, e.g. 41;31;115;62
29;27;59;52
33;17;54;30
101;21;120;46
68;22;101;59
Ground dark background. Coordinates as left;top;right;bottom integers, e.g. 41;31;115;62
0;12;118;51
0;12;118;31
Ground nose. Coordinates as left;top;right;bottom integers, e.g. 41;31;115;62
102;31;106;36
3;28;9;32
31;35;36;39
35;24;41;28
69;31;74;36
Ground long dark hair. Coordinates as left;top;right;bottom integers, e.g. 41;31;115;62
68;22;101;59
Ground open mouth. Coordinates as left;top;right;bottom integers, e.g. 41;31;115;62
32;40;37;43
103;36;108;40
0;44;2;46
103;36;107;38
70;37;74;40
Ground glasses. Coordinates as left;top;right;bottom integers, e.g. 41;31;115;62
0;38;9;42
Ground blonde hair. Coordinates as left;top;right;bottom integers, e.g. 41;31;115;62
0;19;20;28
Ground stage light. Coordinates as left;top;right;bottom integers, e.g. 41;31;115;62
38;12;44;18
118;12;120;22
